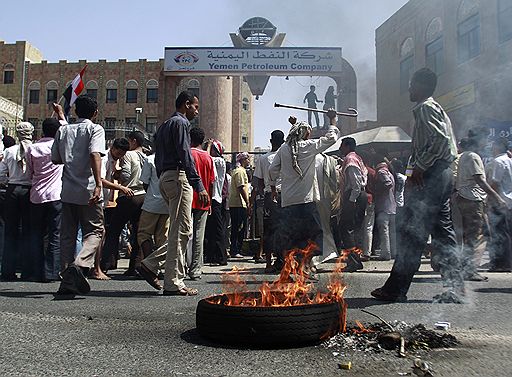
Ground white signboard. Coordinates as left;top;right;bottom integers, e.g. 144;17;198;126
164;47;343;75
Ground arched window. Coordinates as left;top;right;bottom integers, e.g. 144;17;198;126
28;80;40;104
46;80;59;103
425;17;444;74
457;0;481;62
3;63;14;84
146;79;159;103
105;80;118;103
126;79;138;103
86;80;98;100
399;37;414;94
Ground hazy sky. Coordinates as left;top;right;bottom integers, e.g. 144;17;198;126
0;0;408;147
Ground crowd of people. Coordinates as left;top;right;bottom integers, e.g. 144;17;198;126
0;67;510;303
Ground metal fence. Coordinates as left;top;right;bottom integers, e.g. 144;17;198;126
1;119;152;147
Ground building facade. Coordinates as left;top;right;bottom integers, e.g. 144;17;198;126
376;0;512;139
0;40;253;151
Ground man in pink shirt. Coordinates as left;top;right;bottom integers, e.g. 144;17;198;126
26;118;63;282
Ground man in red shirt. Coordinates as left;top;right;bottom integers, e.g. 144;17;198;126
188;127;215;280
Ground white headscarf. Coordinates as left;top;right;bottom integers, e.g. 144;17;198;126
15;122;34;168
285;121;312;178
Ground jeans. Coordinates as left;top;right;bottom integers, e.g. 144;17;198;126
358;202;375;257
307;110;320;128
189;209;208;278
339;191;368;250
205;200;227;264
487;205;512;270
376;212;392;260
230;207;247;256
30;200;62;280
382;162;463;297
1;184;31;280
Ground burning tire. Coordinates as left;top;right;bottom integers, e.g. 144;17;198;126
196;293;341;347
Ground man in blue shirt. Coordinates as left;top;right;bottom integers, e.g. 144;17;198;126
141;91;208;296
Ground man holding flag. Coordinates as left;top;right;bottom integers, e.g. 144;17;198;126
51;92;106;296
62;65;87;120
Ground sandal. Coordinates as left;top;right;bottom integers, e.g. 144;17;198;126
163;287;198;296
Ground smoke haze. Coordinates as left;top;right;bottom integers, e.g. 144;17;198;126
0;0;408;146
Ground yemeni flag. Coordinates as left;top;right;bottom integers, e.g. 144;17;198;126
62;65;87;119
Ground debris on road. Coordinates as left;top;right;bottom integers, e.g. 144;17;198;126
323;321;459;356
338;361;352;370
412;358;434;376
434;322;451;330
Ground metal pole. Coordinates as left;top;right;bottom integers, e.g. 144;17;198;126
274;102;358;118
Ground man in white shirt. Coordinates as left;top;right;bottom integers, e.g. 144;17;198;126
0;122;34;281
486;137;512;272
269;110;338;264
253;130;285;272
456;137;505;281
101;131;146;275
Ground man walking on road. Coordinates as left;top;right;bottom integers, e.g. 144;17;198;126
371;68;465;303
141;91;209;296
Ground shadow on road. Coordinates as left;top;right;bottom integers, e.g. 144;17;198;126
344;297;432;309
180;328;321;350
412;277;442;283
0;289;159;299
359;270;438;275
473;287;512;294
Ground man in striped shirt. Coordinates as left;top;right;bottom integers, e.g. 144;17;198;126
371;68;465;304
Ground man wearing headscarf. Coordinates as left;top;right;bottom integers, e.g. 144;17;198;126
0;122;34;281
228;152;251;258
269;109;339;265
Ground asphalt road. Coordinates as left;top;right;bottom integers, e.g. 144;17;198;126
0;258;511;377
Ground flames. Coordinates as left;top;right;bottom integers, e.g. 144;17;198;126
207;242;362;332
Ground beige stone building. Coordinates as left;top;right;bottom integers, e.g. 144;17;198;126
376;0;512;139
0;40;253;151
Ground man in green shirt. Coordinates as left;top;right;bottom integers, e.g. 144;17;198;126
371;68;465;304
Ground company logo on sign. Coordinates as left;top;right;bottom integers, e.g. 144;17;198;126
174;52;199;67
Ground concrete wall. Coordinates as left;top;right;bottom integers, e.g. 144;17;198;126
376;0;512;138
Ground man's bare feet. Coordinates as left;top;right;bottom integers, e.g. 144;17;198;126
89;269;111;280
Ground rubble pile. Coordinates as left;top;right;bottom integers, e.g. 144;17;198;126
322;321;459;355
